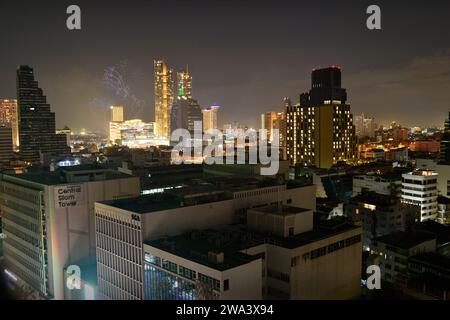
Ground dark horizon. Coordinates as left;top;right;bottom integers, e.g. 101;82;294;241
1;0;450;132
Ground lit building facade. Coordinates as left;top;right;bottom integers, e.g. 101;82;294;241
401;169;438;221
109;106;124;144
176;66;192;99
261;111;286;146
261;112;277;141
287;67;356;169
0;165;140;299
154;59;174;139
202;106;220;132
0;99;19;151
120;120;155;147
110;105;124;122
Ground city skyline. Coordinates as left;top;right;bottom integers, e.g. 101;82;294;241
1;0;450;132
2;0;450;304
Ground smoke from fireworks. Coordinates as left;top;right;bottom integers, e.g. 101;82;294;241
102;60;146;118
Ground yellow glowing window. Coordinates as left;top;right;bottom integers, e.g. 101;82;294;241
363;203;376;211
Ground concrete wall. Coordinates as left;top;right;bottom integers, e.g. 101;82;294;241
288;228;362;299
283;184;316;211
142;199;236;241
48;176;140;299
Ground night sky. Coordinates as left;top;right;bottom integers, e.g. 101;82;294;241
1;0;450;132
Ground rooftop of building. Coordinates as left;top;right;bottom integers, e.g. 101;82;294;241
279;218;360;249
355;171;404;181
145;218;360;270
409;252;450;272
375;231;436;250
100;175;310;213
403;169;438;177
437;195;450;205
349;191;400;207
2;164;132;186
413;220;450;245
146;227;263;271
249;204;311;216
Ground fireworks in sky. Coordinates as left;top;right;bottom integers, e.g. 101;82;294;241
102;60;146;118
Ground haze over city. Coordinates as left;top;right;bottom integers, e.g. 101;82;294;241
1;0;450;132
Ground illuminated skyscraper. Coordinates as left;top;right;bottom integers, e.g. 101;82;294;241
287;67;356;168
0;99;19;150
109;105;124;144
110;105;124;122
154;59;174;139
202;105;220;132
261;111;286;145
16;66;70;164
177;66;192;99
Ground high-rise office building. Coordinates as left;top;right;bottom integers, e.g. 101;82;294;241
0;165;140;299
176;66;192;99
171;97;203;135
154;59;174;139
202;105;220;132
16;66;70;164
0;99;19;151
401;169;438;222
286;67;356;168
109;106;124;143
0;125;13;164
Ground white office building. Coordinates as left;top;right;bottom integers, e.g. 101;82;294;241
142;205;362;300
401;169;438;221
94;179;317;300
